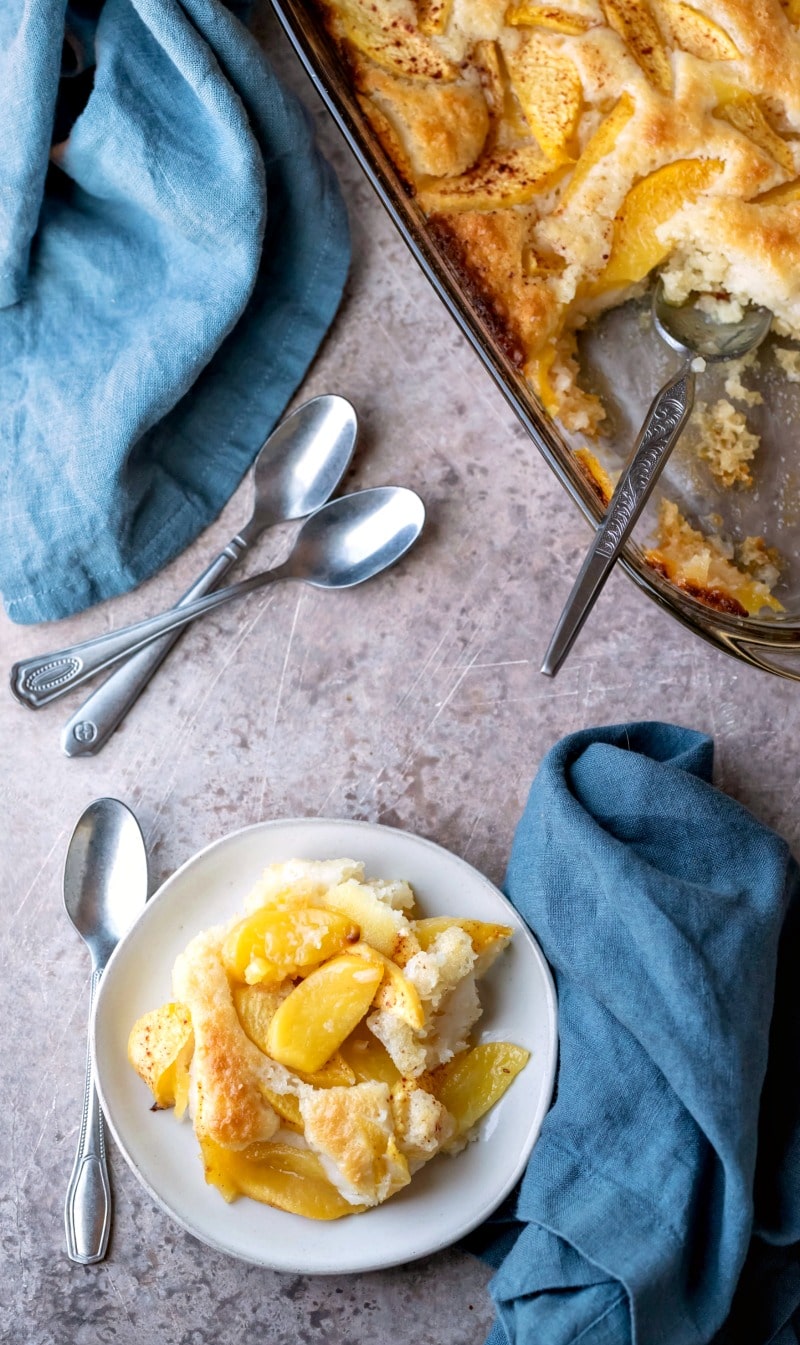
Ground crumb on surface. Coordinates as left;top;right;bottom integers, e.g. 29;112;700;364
689;399;760;488
775;347;800;383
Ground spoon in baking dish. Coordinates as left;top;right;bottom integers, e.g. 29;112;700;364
60;394;358;756
64;798;148;1264
12;486;425;708
541;280;773;677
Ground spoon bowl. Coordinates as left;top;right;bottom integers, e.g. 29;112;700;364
652;281;773;363
286;486;427;588
64;798;149;968
246;394;358;538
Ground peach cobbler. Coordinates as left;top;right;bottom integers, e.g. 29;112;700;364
317;0;800;614
128;858;528;1219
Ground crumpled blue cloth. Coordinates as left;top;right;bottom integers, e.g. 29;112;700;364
474;722;800;1345
0;0;350;623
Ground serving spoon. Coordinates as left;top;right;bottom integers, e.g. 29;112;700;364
64;798;148;1264
61;394;357;756
541;281;773;678
12;487;425;709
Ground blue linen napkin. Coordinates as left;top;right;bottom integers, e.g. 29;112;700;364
0;0;350;623
475;722;800;1345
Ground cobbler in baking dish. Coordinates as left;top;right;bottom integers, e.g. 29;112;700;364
317;0;800;614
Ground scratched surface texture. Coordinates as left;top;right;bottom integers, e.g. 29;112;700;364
0;7;797;1344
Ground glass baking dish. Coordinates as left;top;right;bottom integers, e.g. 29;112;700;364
270;0;800;682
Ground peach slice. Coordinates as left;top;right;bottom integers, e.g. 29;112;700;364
596;157;724;290
417;0;453;34
333;0;457;81
422;1042;530;1135
265;954;383;1073
322;879;419;962
221;906;358;985
502;33;583;162
714;91;796;176
506;2;592;33
348;940;425;1028
412;918;512;975
232;983;356;1086
600;0;672;93
559;91;635;207
127;1002;194;1114
419;144;566;213
656;0;739;60
339;1023;402;1086
755;177;800;206
201;1138;364;1218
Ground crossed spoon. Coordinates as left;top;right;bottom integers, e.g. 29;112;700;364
12;484;425;712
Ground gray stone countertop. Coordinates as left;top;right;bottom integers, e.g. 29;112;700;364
1;8;796;1344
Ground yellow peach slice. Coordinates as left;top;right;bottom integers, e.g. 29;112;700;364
714;92;796;176
502;33;583;162
506;2;592;33
754;177;800;206
339;1024;402;1086
656;1;738;59
127;1002;194;1112
232;982;357;1086
422;1042;530;1135
334;0;457;81
600;0;672;93
559;91;635;207
265;954;383;1073
322;879;419;963
222;906;358;984
597;157;724;290
412;917;513;957
201;1138;364;1218
528;347;561;418
471;40;531;142
348;941;425;1028
418;145;566;213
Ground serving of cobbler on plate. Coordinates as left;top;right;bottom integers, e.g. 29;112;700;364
129;857;528;1219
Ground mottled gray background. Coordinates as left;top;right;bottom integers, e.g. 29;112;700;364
1;6;797;1343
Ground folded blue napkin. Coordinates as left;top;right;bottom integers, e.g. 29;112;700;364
0;0;350;623
475;722;800;1345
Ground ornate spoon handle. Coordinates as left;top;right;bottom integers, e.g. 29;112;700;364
541;366;695;677
11;562;286;709
65;969;110;1264
60;541;247;756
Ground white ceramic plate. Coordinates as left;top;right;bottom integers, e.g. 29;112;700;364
93;818;558;1273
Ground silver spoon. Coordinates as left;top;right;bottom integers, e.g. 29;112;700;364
64;798;148;1264
12;487;425;709
60;394;358;757
541;281;773;677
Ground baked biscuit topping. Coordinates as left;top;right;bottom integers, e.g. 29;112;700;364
316;0;800;615
319;0;800;431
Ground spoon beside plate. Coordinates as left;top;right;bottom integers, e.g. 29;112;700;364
12;486;425;709
541;281;773;677
60;394;358;755
64;798;148;1264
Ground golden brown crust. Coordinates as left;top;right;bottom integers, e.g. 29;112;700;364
316;0;800;387
300;1082;411;1204
172;931;285;1148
